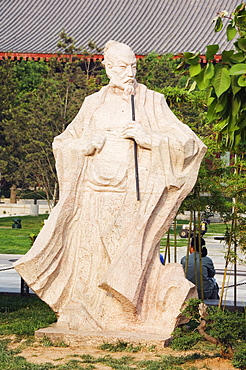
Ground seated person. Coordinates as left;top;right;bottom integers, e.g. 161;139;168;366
181;236;219;299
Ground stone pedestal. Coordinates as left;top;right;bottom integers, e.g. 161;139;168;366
35;326;171;348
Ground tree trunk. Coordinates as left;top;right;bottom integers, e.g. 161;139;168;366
10;184;17;203
197;319;234;359
197;319;218;345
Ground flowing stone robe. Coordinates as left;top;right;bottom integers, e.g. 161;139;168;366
14;83;206;334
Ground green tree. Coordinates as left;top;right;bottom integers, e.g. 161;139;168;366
136;52;188;89
176;3;246;150
175;3;246;305
1;60;100;205
0;60;19;195
0;31;103;204
14;59;48;93
175;3;246;230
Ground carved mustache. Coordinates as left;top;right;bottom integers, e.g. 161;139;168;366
123;78;134;84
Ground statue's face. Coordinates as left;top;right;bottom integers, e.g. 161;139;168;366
106;48;137;91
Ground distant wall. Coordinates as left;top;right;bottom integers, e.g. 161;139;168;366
0;199;51;216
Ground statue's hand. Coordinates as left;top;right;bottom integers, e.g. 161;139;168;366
84;134;106;155
122;121;151;149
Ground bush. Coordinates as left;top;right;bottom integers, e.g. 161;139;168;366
170;298;246;366
170;326;202;350
232;344;246;369
207;306;246;347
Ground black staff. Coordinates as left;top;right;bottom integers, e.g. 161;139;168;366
131;94;140;201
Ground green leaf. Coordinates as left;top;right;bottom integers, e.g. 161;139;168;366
188;56;200;65
239;30;246;37
228;115;239;131
183;52;194;60
231;75;242;95
207;95;215;105
234;132;242;148
238;74;246;86
215;94;227;113
206;98;218;121
237;37;246;52
222;50;234;63
175;60;185;71
188;80;197;92
239;15;246;29
189;64;201;77
231;95;241;117
215;118;229;131
212;66;231;97
230;63;246;75
195;70;211;90
187;52;200;65
204;62;215;80
214;17;223;32
230;52;245;63
231;14;237;27
234;41;242;53
188;52;200;60
235;3;245;12
226;24;237;41
206;44;219;60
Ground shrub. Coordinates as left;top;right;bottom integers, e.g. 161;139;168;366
171;327;202;350
170;298;246;364
232;344;246;369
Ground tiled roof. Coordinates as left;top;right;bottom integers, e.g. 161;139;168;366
0;0;240;55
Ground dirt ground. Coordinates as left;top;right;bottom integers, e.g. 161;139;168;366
9;338;237;369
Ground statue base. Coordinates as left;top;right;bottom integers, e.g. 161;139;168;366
35;264;198;348
35;325;172;348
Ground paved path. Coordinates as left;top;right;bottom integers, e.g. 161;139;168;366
0;253;26;293
0;235;245;304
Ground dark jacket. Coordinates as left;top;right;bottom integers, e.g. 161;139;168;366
181;253;216;299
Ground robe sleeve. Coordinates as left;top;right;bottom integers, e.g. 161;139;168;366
52;96;93;198
154;93;207;190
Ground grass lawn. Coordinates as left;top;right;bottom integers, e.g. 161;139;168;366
205;222;228;234
0;295;56;336
0;215;49;254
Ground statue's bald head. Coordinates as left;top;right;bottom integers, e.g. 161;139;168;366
103;40;135;66
102;40;137;95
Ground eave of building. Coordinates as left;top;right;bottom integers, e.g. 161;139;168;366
0;52;104;62
0;52;223;63
0;52;146;61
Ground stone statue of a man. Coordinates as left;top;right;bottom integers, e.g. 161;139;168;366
15;40;206;336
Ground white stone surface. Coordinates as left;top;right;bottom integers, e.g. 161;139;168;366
14;41;206;337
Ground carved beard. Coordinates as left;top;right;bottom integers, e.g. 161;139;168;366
123;83;135;95
109;80;137;101
122;83;136;101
